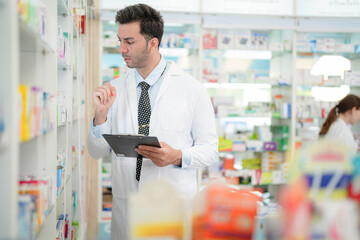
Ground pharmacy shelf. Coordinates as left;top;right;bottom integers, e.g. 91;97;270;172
297;51;360;60
57;186;64;200
2;0;89;239
35;205;55;238
58;56;71;70
271;84;292;87
204;83;292;89
19;18;56;54
204;82;272;89
19;129;55;144
73;22;79;37
100;210;112;222
66;174;70;184
220;150;287;153
57;175;71;200
57;122;67;128
271;116;292;120
203;48;290;59
297;84;359;88
217;116;272;119
57;0;70;16
102;173;111;188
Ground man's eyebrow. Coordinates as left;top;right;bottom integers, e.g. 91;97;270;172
117;36;135;41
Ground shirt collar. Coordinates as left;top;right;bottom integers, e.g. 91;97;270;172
135;56;167;87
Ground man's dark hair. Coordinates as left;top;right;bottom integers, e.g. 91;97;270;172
115;4;164;47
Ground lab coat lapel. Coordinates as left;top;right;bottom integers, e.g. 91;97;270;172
155;61;184;104
125;71;138;133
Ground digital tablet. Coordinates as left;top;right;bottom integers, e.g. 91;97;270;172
102;134;161;158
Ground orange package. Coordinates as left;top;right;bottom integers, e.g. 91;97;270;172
194;184;260;240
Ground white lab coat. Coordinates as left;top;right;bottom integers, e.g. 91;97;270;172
325;117;357;154
87;61;219;240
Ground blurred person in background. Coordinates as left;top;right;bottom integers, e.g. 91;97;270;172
319;94;360;153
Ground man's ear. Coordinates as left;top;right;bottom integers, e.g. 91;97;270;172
148;37;159;53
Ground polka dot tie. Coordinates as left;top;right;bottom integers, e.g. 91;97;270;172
136;81;151;181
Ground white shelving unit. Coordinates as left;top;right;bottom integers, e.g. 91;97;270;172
0;0;87;239
0;1;19;239
201;16;296;170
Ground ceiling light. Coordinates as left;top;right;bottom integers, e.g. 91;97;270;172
311;55;351;80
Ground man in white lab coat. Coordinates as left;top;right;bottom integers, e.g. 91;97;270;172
87;3;219;239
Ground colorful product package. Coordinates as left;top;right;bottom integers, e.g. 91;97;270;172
129;179;184;239
193;182;260;240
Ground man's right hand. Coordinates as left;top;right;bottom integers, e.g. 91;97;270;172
92;82;117;126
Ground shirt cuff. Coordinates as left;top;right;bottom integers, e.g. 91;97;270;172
178;149;191;169
90;119;110;138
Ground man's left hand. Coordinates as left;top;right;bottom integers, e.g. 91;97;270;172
135;142;182;167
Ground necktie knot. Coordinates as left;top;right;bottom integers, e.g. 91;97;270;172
139;81;150;91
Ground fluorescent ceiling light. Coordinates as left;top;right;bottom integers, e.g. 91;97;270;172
311;85;350;102
311;55;351;80
223;50;272;59
159;48;189;57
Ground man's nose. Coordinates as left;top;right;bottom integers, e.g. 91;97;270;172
118;42;127;53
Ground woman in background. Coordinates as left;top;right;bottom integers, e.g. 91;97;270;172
319;94;360;153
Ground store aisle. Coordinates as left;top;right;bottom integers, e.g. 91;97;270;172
98;222;111;240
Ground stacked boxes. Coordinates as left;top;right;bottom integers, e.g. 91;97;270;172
261;151;283;172
19;85;56;141
18;176;53;235
243;158;261;170
271;125;289;151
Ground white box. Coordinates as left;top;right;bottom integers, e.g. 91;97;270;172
217;30;234;49
235;30;251;50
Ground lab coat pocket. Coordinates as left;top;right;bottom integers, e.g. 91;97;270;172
161;101;187;131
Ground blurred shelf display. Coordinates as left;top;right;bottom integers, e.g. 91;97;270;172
100;161;112;222
93;3;360;240
295;31;360;147
1;0;87;239
57;0;70;16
